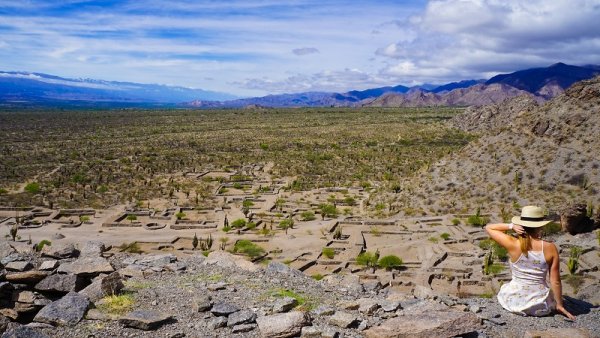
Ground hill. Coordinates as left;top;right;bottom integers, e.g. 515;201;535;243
378;76;600;216
486;63;600;99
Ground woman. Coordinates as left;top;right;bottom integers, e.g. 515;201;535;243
485;205;575;320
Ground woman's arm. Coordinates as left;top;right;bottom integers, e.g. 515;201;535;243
548;243;576;320
485;223;522;248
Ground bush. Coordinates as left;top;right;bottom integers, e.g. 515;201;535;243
311;274;324;281
356;251;378;267
322;247;335;259
451;218;461;225
542;222;562;236
567;246;582;275
119;242;142;253
231;219;247;228
96;293;135;315
300;211;316;221
479;239;508;261
440;233;451;240
233;240;265;258
467;214;488;227
378;255;403;270
35;240;51;252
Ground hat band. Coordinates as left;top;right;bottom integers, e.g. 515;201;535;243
521;216;544;221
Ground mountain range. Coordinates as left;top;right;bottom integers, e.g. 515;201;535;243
1;63;598;108
0;71;237;107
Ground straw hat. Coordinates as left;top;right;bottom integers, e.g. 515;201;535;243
511;205;551;228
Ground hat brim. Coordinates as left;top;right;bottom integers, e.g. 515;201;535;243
511;216;551;228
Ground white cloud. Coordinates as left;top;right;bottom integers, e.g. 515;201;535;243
292;47;319;56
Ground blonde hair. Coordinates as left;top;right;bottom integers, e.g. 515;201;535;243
518;226;542;257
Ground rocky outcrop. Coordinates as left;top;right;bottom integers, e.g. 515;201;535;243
33;292;90;327
560;203;596;235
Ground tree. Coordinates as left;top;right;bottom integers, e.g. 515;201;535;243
175;212;186;220
356;251;378;269
231;218;247;229
192;233;199;250
278;218;293;234
275;198;286;212
319;204;338;220
126;214;137;223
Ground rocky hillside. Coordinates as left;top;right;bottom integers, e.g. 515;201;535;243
382;76;600;217
364;84;537;108
1;240;599;338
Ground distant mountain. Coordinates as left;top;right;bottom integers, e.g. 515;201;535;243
485;63;600;98
0;71;236;106
430;80;485;93
364;83;536;107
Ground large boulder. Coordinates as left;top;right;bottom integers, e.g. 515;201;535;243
364;308;480;338
35;274;83;293
33;292;90;327
119;310;173;330
560;203;596;235
41;243;78;259
203;251;259;272
79;272;124;302
78;241;106;257
57;257;114;276
256;311;311;338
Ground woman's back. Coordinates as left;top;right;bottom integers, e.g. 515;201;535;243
509;241;549;286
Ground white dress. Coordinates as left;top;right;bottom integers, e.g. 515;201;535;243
497;241;556;316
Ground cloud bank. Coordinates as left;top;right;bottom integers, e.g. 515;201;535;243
0;0;598;96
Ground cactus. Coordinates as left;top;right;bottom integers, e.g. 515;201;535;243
567;246;582;275
192;233;199;250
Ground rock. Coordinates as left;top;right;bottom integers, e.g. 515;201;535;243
338;300;359;310
0;315;10;333
1;254;23;266
9;243;33;254
363;280;383;293
119;310;173;330
38;260;59;271
329;311;359;328
14;290;35;303
257;311;311;338
33;292;90;327
523;328;591;338
469;305;481;313
357;298;380;315
211;302;240;316
79;241;105;257
379;300;401;312
311;305;335;317
324;274;364;294
321;327;341;338
164;262;187;272
118;265;145;278
273;297;298;313
364;309;480;338
136;254;177;268
0;325;50;338
301;326;322;337
560;203;596;235
208;316;228;329
576;282;600;305
57;256;114;276
35;274;82;293
227;309;257;327
4;262;32;272
207;282;227;291
358;319;369;331
204;251;259;272
0;282;14;305
5;271;49;284
0;309;18;321
85;308;116;321
232;323;257;333
41;243;78;259
0;242;16;260
266;262;304;277
413;285;435;299
192;295;213;312
79;272;123;302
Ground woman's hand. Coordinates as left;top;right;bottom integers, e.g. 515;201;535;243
512;223;525;235
556;305;576;320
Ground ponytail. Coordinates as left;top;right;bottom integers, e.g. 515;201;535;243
518;234;531;257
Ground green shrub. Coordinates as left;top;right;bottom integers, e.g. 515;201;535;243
567;246;582;275
451;218;461;225
428;236;439;243
440;233;451;240
356;251;378;267
311;274;324;281
233;240;265;258
378;255;403;270
246;221;257;230
231;219;247;228
96;293;135;315
222;225;232;233
322;247;335;259
542;222;562;236
119;242;142;253
300;211;316;221
35;240;51;252
478;239;508;261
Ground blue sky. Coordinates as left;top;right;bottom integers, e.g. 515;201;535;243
1;0;599;97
